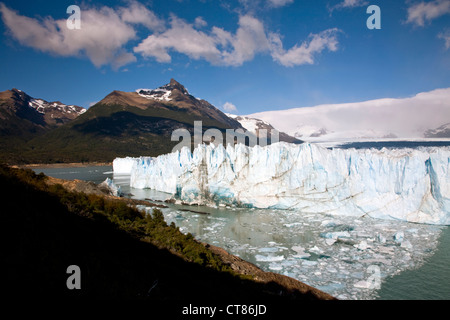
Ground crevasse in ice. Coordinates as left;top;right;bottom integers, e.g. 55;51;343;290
115;142;450;225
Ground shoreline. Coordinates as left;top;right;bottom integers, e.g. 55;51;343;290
15;162;112;169
204;242;335;300
41;174;335;300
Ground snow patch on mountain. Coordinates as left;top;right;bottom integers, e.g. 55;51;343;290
136;88;172;101
226;113;271;135
425;123;450;138
136;79;193;102
28;99;86;115
226;113;301;144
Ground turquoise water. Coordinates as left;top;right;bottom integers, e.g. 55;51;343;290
376;225;450;300
32;166;450;300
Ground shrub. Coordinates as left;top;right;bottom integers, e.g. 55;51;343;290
0;164;233;274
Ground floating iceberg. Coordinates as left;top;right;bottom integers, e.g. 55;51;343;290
116;142;450;225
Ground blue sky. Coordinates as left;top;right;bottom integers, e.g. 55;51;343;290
0;0;449;114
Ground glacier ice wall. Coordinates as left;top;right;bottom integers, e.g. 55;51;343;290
112;157;141;174
119;143;450;225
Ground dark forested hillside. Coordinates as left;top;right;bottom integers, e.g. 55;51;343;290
0;165;333;306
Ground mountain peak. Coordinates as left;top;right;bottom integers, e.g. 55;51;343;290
166;78;189;95
136;79;190;102
1;88;32;103
169;78;181;86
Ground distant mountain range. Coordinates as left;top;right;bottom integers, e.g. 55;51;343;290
0;88;85;134
0;79;298;164
3;81;446;164
424;123;450;138
0;88;86;162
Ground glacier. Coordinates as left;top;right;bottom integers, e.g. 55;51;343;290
116;142;450;225
113;157;140;174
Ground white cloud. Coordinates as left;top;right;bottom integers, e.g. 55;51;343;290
0;1;160;69
329;0;368;12
266;0;294;8
223;102;238;112
406;0;450;27
249;88;450;139
220;15;271;66
0;2;340;69
194;16;207;28
339;0;367;7
119;1;165;31
135;14;340;67
111;51;137;69
239;0;294;9
134;15;271;66
438;29;450;48
269;28;340;67
134;15;223;64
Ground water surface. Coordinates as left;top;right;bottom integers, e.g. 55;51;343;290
31;165;450;300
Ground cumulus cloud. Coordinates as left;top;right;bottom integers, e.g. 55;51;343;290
194;16;207;28
223;102;238;112
329;0;368;12
269;28;340;67
134;15;270;66
220;15;271;66
0;1;340;68
0;1;161;69
135;14;340;67
438;29;450;48
134;15;223;64
119;0;165;31
406;0;450;27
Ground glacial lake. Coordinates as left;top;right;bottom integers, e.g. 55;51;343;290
32;162;450;300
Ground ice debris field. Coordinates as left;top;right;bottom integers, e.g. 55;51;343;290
154;207;443;300
113;142;449;299
114;142;450;225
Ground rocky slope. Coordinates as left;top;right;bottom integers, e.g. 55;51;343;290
13;79;248;163
0;88;85;130
0;88;85;162
424;123;450;138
